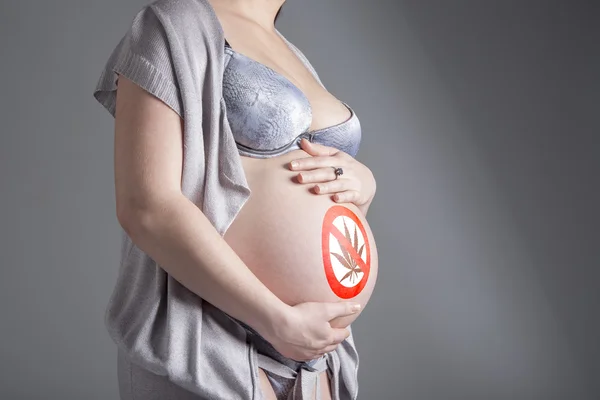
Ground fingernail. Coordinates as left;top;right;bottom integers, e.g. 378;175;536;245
314;185;321;193
351;303;361;313
290;161;298;168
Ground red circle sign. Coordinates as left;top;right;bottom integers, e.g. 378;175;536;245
321;205;371;299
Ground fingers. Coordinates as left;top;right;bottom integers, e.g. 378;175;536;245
295;167;363;205
310;341;343;360
289;153;346;172
322;302;361;321
313;328;349;359
297;166;340;184
277;301;359;361
331;190;361;203
299;137;340;157
313;180;351;196
320;342;342;355
330;327;351;344
295;332;347;361
315;183;362;205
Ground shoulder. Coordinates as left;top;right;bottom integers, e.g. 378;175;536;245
92;0;222;119
122;0;223;65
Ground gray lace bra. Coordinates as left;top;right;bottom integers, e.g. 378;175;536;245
222;41;361;158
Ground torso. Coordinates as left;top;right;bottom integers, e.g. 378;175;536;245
213;3;378;328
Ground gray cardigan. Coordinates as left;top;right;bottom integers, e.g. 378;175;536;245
92;0;359;398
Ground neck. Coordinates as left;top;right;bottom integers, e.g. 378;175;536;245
215;0;284;30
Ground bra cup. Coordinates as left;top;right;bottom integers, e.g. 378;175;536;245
222;47;362;158
312;111;362;158
222;52;311;151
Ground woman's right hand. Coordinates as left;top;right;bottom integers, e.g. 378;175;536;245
259;301;361;362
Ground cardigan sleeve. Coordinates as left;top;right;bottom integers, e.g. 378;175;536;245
92;5;183;118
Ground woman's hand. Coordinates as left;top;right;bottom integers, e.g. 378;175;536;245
260;301;361;362
289;138;376;214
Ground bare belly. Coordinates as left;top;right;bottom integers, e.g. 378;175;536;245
223;150;378;328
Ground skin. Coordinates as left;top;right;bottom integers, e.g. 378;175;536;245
292;138;376;216
114;0;376;398
224;151;379;325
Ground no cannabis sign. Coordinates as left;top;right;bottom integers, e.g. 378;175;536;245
321;205;371;299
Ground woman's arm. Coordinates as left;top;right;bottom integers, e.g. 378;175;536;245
113;75;359;361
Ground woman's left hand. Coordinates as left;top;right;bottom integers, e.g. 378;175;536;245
288;138;376;213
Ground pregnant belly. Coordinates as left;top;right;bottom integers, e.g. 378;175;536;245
223;150;379;328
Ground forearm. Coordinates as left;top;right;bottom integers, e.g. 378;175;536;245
119;192;288;335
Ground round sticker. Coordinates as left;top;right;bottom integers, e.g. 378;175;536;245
321;205;371;299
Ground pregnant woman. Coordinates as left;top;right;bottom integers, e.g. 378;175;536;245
93;0;378;399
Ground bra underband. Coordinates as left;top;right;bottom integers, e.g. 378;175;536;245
222;41;362;158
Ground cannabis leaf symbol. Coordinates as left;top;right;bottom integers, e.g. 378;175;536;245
331;218;364;285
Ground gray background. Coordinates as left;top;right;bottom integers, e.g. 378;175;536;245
1;0;598;399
